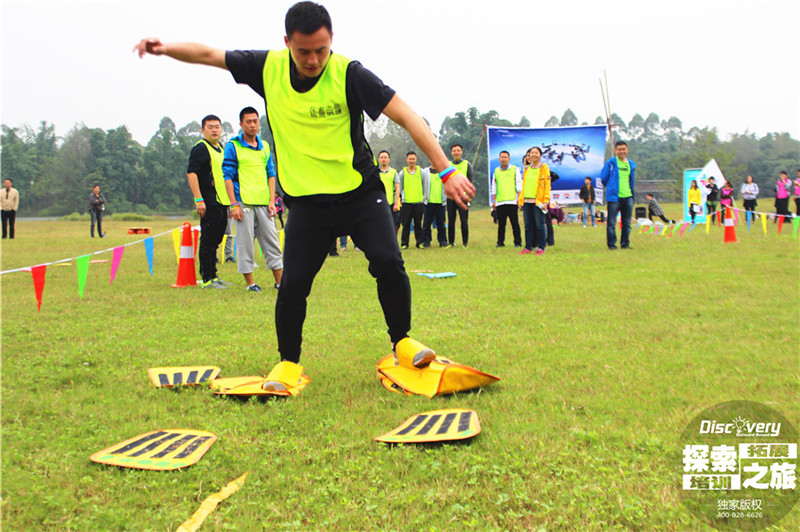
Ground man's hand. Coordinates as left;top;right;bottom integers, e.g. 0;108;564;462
133;37;167;58
195;200;206;218
268;199;276;218
392;202;400;213
231;206;243;221
443;173;476;210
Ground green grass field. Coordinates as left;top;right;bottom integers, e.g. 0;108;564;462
1;205;798;530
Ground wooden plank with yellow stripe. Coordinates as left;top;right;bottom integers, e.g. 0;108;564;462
90;429;217;470
147;366;221;388
375;409;481;444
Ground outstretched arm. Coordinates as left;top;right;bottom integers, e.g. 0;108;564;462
132;38;227;70
382;94;475;209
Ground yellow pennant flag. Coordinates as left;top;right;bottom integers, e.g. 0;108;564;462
705;215;711;234
172;229;182;264
220;235;228;263
761;213;767;235
177;472;248;532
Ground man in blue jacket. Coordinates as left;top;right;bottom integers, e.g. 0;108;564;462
601;141;636;250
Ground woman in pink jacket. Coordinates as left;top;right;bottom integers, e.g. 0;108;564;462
775;171;792;221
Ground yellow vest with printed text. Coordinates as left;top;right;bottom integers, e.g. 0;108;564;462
262;49;362;197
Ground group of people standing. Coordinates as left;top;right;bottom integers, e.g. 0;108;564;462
187;108;283;292
379;144;474;250
687;169;800;223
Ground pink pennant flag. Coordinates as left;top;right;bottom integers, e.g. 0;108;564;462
679;223;690;236
110;246;125;285
31;264;47;311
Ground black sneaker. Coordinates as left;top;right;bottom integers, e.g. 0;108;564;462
274;283;280;290
225;257;235;263
247;284;262;292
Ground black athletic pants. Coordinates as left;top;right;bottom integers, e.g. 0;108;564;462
1;209;15;239
495;204;521;246
198;204;228;282
447;200;469;246
400;202;424;247
276;186;411;363
422;203;447;246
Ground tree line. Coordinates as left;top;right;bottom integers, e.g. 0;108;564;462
2;109;797;216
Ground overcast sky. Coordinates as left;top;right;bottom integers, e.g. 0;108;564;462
2;0;798;145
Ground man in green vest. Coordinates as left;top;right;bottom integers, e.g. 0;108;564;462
422;163;447;247
133;1;475;391
490;150;522;247
398;151;425;249
378;150;401;233
186;114;231;288
223;107;284;292
447;144;475;247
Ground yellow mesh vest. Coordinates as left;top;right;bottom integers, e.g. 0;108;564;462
231;138;270;205
262;50;362;196
494;166;516;203
380;168;397;203
403;167;423;203
196;139;229;206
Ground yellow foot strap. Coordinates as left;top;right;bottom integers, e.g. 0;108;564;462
394;337;435;369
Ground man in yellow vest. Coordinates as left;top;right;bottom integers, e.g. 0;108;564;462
398;151;425;249
186;114;231;289
378;150;401;233
422;163;448;247
223;107;284;293
133;1;475;390
447;144;475;247
490;150;522;247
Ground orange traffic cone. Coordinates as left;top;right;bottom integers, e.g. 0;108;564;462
723;206;737;243
172;222;197;287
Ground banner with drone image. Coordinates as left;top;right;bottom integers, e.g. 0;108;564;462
486;125;608;205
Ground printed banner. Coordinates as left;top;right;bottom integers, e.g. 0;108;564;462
486;125;607;205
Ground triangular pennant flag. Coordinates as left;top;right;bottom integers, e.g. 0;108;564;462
716;210;722;227
761;213;767;235
688;222;696;233
793;216;799;238
257;238;263;259
193;227;200;257
669;225;676;237
232;236;237;260
705;215;711;234
678;223;689;237
279;229;285;252
77;255;90;298
144;237;154;276
746;210;752;232
31;264;47;311
220;235;228;263
172;229;182;264
110;246;125;285
641;225;648;234
777;215;785;235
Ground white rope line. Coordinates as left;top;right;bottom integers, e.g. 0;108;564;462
0;227;180;275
